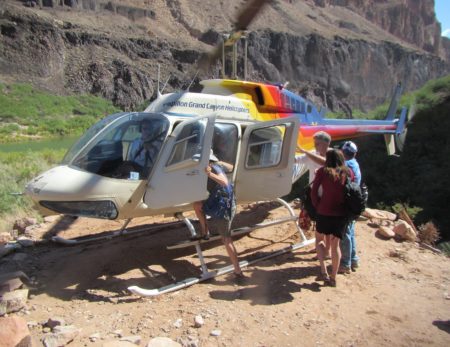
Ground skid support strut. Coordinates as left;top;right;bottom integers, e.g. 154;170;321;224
128;199;315;297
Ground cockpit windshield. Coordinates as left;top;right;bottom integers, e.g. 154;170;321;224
66;112;170;180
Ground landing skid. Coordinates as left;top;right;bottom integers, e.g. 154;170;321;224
128;198;315;297
128;238;315;296
166;215;297;250
51;218;184;245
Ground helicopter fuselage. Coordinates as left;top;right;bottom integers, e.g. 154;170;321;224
25;79;406;220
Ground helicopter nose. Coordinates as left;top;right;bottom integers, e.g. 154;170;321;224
25;172;49;197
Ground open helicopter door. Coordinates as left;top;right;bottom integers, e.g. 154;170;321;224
235;117;299;202
143;114;215;209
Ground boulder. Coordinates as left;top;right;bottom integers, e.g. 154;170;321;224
45;316;65;329
393;220;417;242
377;226;396;239
42;325;80;347
0;232;13;245
363;208;397;221
0;316;32;347
0;289;29;316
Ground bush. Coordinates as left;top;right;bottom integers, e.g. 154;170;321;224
0;149;64;231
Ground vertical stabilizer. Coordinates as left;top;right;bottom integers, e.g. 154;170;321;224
385;82;403;120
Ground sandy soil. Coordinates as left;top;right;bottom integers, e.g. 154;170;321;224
1;202;450;347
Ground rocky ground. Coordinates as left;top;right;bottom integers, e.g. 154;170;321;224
1;202;450;346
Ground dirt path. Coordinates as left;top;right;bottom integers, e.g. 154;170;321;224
1;203;450;346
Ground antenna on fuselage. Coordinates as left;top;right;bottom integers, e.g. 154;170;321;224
160;75;171;95
157;64;162;98
185;70;199;92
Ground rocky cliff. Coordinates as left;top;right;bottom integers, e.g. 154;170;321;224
312;0;448;59
0;0;449;112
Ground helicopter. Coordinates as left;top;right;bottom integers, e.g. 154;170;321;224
23;0;408;296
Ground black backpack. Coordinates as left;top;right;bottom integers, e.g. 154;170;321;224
301;185;317;221
344;177;366;220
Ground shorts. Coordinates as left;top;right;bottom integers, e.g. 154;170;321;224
208;218;233;238
206;202;236;238
315;214;349;239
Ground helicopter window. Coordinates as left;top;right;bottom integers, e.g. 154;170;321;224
246;125;284;169
62;112;126;164
280;93;285;108
285;95;291;109
212;123;238;172
166;119;206;167
307;104;312;114
69;113;169;179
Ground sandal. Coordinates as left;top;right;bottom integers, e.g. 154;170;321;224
315;273;330;282
325;277;337;287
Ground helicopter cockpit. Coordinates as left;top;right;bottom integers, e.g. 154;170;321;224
64;112;171;180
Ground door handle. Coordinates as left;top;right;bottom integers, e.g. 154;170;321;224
186;170;199;176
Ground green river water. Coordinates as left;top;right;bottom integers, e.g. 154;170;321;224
0;136;78;153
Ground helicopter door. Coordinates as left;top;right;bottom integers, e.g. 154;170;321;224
144;114;216;209
235;117;299;202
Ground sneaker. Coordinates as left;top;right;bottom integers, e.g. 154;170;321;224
202;232;210;241
189;235;202;241
351;262;359;272
338;266;351;275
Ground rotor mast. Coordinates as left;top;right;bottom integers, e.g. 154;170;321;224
221;30;249;80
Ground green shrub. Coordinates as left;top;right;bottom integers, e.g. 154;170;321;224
0;149;64;231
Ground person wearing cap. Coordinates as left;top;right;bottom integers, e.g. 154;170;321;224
339;141;361;274
192;150;244;279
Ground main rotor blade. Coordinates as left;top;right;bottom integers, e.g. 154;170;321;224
198;0;272;71
235;0;272;31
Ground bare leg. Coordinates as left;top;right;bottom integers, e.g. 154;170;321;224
222;237;242;275
325;234;331;258
193;201;208;236
316;232;328;277
330;235;341;281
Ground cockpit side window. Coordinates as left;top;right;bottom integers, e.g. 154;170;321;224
246;125;284;168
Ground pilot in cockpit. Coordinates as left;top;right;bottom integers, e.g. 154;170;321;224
111;119;166;179
128;119;166;176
